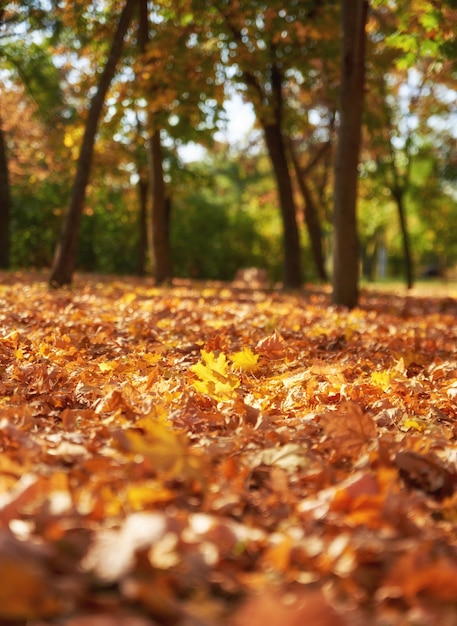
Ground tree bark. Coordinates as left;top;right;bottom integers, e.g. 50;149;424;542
221;16;302;288
297;176;328;282
49;0;137;287
392;188;413;289
289;141;329;282
262;120;302;288
332;0;368;308
0;113;11;269
138;0;172;284
148;127;172;283
136;176;148;276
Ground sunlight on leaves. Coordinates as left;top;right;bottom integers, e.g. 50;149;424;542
229;347;260;373
191;350;240;400
371;369;395;391
256;329;287;359
1;273;457;623
320;401;377;458
122;415;204;484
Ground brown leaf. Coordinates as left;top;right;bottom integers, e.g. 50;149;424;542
256;330;287;359
380;548;457;602
0;531;63;619
320;401;377;457
65;616;156;626
394;449;456;499
231;589;349;626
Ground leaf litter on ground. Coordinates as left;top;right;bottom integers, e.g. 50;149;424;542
1;272;457;624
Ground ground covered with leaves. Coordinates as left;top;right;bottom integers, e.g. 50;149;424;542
1;272;457;625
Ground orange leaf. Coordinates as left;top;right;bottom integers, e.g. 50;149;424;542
256;330;287;359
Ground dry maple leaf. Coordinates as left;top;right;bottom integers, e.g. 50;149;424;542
256;330;287;359
231;589;349;626
319;401;377;458
229;347;259;373
118;416;204;484
191;350;240;400
394;449;456;499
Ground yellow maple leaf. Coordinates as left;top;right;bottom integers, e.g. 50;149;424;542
98;360;118;373
370;369;394;392
123;417;203;483
402;417;426;432
229;348;259;373
142;352;162;366
191;350;240;400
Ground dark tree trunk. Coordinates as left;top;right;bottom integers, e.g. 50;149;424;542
0;114;11;269
298;178;328;282
392;188;414;289
138;0;172;284
136;176;148;276
148;127;172;284
219;14;302;288
49;0;137;287
289;142;328;282
262;121;302;288
332;0;368;308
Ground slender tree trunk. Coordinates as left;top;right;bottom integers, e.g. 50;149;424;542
138;0;172;284
298;177;328;282
262;121;302;288
136;176;148;276
148;127;172;283
0;113;11;269
392;188;414;289
219;14;302;288
49;0;137;287
136;0;149;277
332;0;368;308
289;142;328;282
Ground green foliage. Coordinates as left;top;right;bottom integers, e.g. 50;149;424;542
77;188;140;275
358;140;457;280
408;155;457;267
3;39;65;122
170;155;283;281
10;182;65;268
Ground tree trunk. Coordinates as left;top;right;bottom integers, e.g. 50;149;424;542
298;177;328;282
263;120;302;288
219;15;302;288
289;142;328;282
138;0;172;284
49;0;137;287
392;188;414;289
332;0;368;308
136;176;148;276
148;127;172;284
0;113;11;269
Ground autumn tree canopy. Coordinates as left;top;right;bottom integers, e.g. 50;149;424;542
1;0;457;302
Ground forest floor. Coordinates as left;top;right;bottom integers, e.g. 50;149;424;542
1;270;457;625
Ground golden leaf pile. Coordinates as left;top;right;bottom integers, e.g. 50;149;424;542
1;271;457;625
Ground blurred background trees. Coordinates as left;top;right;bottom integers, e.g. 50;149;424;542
1;0;457;305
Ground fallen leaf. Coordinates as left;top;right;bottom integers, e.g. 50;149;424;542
191;350;240;400
256;330;287;359
231;589;349;626
320;401;377;457
394;449;456;499
0;531;63;619
229;347;260;372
